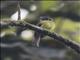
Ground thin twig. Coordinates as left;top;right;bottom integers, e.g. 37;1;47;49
17;1;21;20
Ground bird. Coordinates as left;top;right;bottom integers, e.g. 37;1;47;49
32;16;55;47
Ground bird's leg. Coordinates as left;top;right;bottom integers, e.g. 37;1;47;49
32;31;43;47
36;34;41;47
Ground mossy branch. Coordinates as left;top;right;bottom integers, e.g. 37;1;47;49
1;20;80;54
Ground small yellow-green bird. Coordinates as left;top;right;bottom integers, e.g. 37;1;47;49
33;16;55;47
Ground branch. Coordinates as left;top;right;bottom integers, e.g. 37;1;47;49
17;1;21;20
1;20;80;54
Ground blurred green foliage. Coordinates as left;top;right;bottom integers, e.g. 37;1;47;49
54;17;80;43
1;0;80;44
1;1;80;60
40;1;60;12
